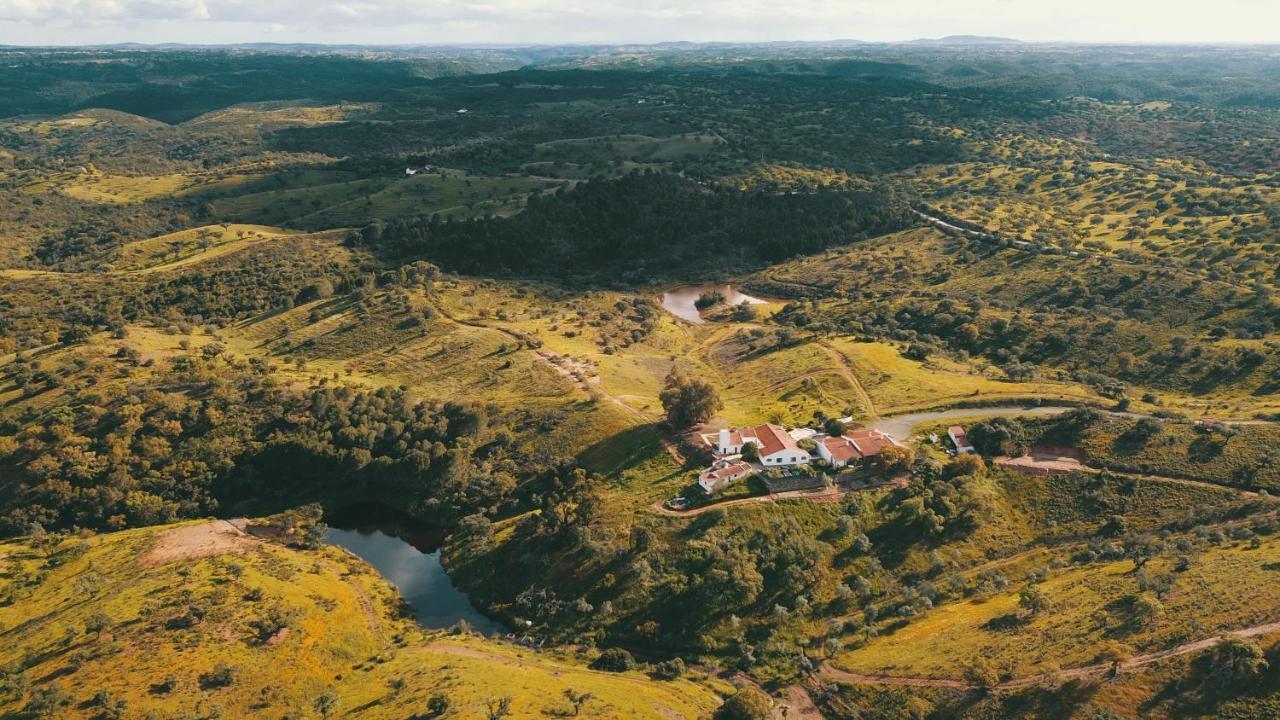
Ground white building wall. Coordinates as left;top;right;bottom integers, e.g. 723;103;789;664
761;451;805;466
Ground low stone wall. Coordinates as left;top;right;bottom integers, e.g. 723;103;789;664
762;473;830;494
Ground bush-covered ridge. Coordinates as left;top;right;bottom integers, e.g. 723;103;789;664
0;350;559;536
369;173;913;283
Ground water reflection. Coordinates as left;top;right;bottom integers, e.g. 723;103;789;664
660;284;766;324
325;506;505;636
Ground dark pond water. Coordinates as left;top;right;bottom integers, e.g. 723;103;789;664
324;505;505;636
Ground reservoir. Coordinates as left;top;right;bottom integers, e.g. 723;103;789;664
325;506;505;636
660;284;767;324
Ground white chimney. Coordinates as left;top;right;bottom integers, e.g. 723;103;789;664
718;428;731;454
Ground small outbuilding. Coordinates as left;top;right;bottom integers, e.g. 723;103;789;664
948;425;975;454
698;460;753;494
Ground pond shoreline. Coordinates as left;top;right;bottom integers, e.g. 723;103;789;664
659;284;768;324
324;503;506;636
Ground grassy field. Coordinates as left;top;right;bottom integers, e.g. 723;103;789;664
0;520;724;718
824;338;1098;415
819;639;1280;720
1070;416;1280;493
534;132;726;164
24;167;267;205
222;288;584;404
835;528;1280;680
428;278;1106;429
752;226;1280;420
431;279;842;424
213;169;564;229
910;130;1280;288
102;223;303;272
182;101;378;131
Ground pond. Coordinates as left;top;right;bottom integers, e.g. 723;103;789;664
324;505;505;636
660;284;767;324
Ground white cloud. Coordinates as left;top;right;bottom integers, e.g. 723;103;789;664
0;0;210;21
0;0;1277;45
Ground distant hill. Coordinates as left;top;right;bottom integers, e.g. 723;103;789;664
905;35;1025;45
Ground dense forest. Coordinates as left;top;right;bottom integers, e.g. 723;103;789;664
370;173;912;283
0;351;559;535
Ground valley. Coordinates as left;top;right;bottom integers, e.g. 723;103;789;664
2;42;1280;719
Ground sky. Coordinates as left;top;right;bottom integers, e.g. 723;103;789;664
0;0;1278;46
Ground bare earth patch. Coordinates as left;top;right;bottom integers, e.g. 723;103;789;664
995;444;1086;476
140;519;257;567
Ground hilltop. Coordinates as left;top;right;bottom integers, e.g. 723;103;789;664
0;517;725;718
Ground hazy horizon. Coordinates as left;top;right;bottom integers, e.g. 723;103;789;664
9;37;1280;49
0;0;1277;48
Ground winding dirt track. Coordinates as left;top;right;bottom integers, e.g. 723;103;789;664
818;341;878;420
430;297;665;429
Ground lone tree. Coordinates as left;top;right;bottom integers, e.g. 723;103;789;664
425;693;450;717
1208;637;1268;688
1096;641;1133;677
591;647;637;672
486;696;513;720
1018;586;1049;617
716;686;771;720
659;369;723;428
874;445;916;474
564;689;595;716
314;690;339;718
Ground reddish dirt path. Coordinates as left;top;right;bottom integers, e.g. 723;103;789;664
818;341;878;420
775;682;825;719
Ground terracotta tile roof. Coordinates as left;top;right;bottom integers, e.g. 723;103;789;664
820;436;859;463
847;429;902;458
703;429;748;449
948;425;972;447
752;423;800;458
702;460;751;481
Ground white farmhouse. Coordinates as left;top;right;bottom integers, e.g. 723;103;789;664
714;424;807;466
